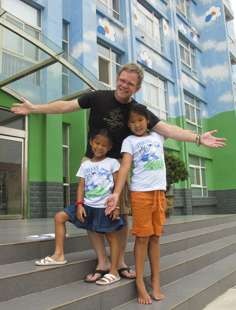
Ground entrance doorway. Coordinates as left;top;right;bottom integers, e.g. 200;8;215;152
0;109;26;218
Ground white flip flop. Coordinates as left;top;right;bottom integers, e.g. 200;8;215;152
96;273;121;285
35;256;67;266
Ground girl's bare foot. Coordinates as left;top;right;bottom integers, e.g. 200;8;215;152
151;292;165;301
151;279;165;301
136;280;152;304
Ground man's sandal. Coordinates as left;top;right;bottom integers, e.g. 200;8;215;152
118;267;136;279
96;273;121;285
84;269;109;283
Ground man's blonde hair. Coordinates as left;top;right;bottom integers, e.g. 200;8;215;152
117;63;144;88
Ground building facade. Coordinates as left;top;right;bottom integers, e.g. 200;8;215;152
0;0;236;219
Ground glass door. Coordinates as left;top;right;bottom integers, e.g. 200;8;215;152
0;135;24;218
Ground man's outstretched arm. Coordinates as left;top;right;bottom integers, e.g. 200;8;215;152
11;97;80;115
154;121;226;148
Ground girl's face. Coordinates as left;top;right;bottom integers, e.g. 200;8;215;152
90;134;112;159
128;111;149;136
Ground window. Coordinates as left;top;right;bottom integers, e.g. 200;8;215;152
176;0;190;19
97;0;120;20
184;93;202;133
179;36;196;74
189;156;207;197
98;43;121;88
62;123;70;207
142;71;168;120
62;21;70;96
136;2;163;52
1;0;41;85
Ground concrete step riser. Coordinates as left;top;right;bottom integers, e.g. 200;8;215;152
43;258;236;310
160;242;236;287
161;225;236;256
0;235;89;265
50;282;137;310
1;237;236;303
164;216;236;235
2;220;236;265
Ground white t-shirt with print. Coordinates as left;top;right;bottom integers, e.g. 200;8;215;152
121;131;166;191
76;157;120;208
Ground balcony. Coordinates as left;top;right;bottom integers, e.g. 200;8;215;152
228;35;236;64
223;0;234;21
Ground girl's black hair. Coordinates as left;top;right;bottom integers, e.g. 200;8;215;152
128;103;150;121
90;128;113;145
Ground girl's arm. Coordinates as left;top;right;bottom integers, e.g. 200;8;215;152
106;153;133;215
76;177;87;222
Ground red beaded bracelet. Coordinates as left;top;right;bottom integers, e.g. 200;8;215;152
76;200;84;207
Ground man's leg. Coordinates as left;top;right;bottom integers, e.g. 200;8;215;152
115;216;135;278
148;235;165;300
85;231;110;282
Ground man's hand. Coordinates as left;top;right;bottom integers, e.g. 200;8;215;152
200;130;226;148
76;206;87;222
11;98;34;115
105;193;119;215
109;207;120;221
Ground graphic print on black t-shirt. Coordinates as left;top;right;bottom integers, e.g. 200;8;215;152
103;108;125;130
78;90;160;158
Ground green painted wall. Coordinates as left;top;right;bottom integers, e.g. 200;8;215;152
63;110;87;183
207;111;236;190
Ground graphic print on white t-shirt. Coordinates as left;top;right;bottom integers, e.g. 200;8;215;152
121;132;166;191
76;157;120;208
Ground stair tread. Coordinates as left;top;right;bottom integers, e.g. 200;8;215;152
1;249;236;310
1;231;236;279
113;252;236;310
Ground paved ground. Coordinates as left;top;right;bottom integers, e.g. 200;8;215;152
203;286;236;309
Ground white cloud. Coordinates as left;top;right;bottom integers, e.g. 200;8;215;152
181;73;200;92
202;40;226;52
84;31;96;42
218;92;233;103
191;12;205;31
169;95;178;106
71;42;91;58
202;63;229;81
199;0;214;5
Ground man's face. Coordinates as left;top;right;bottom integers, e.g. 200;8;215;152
115;70;140;103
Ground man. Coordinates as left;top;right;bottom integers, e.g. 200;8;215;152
12;63;225;282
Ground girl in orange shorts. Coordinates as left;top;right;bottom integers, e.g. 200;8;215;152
106;103;167;304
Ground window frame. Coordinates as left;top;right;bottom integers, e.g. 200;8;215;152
179;35;196;74
176;0;190;20
97;42;121;89
97;0;120;20
62;20;70;96
189;155;208;197
142;71;168;120
136;2;163;53
184;93;202;134
62;123;70;208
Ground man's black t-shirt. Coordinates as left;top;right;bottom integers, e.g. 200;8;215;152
79;90;160;158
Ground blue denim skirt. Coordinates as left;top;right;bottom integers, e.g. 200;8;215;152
64;204;125;233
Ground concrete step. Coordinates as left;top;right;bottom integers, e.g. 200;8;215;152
112;252;236;310
1;215;236;265
1;233;236;307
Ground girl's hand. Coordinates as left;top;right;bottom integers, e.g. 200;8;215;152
105;193;119;215
76;206;87;222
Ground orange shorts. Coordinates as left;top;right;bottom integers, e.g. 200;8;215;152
130;190;166;237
